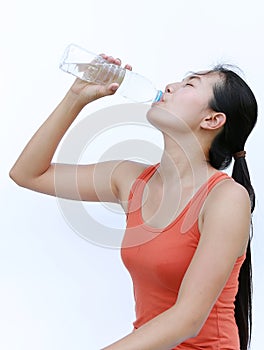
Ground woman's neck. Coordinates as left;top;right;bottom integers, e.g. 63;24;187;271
158;135;215;189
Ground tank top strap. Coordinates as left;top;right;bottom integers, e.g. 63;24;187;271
180;171;232;234
205;171;231;191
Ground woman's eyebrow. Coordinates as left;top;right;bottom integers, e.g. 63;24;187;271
183;75;202;83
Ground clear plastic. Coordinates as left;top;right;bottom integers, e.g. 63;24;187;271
59;44;162;103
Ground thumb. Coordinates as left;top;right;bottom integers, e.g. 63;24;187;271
92;83;120;100
106;83;120;95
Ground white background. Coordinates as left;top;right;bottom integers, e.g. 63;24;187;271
1;0;264;349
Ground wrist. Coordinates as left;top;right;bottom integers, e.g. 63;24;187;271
64;88;91;110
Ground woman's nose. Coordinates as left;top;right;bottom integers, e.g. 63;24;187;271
165;83;179;93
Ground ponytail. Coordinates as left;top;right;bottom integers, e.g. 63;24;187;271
232;154;255;212
232;154;255;350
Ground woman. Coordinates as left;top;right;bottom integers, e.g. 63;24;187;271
10;55;257;349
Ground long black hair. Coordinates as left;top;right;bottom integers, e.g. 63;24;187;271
205;65;257;350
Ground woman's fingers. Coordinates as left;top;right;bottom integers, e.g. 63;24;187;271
99;53;132;70
124;64;132;71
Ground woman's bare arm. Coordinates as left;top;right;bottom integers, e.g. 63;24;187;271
9;58;145;206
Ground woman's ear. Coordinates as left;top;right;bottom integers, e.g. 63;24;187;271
200;112;226;130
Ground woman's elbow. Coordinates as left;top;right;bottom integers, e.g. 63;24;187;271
9;167;20;185
9;166;30;188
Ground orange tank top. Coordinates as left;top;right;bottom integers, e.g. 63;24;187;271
121;164;245;349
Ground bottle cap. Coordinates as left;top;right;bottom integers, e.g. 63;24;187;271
154;90;163;102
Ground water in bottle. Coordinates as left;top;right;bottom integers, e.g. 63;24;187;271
59;44;162;103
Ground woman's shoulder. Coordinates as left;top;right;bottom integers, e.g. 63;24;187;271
199;174;251;256
202;174;251;216
211;173;250;201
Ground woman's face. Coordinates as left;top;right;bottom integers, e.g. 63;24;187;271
147;71;221;134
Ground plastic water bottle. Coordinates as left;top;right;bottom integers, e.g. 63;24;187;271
59;44;163;103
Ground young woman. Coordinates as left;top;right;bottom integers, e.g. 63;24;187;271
10;55;257;350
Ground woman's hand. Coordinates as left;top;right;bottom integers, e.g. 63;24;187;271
69;54;132;106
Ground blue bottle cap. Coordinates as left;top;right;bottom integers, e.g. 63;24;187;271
154;90;163;102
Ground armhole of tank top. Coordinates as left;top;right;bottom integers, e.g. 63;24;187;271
126;163;159;220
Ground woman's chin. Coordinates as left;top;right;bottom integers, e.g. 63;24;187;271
147;104;176;126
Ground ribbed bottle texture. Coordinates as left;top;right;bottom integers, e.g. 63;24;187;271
60;44;162;103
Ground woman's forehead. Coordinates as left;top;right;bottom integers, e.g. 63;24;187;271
185;70;220;79
181;71;221;87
